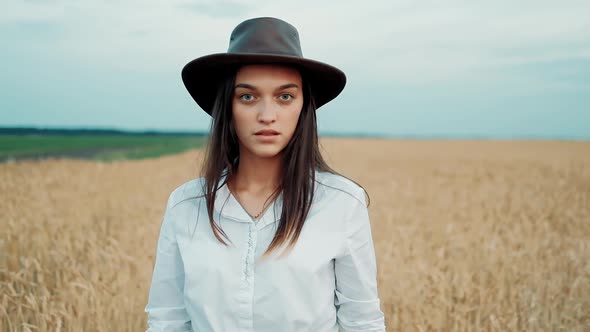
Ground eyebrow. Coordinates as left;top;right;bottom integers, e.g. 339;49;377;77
234;83;300;91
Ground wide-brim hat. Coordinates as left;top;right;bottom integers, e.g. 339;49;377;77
182;17;346;116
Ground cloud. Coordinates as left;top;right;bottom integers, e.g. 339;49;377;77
177;0;257;18
1;19;63;41
2;1;589;113
1;1;66;25
3;0;589;82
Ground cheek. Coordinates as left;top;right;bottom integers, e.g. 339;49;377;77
232;104;250;136
284;102;303;130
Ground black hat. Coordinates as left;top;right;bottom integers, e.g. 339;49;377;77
181;17;347;116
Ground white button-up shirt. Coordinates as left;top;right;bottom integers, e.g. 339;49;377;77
145;171;385;331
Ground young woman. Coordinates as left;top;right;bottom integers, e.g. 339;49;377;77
145;17;385;332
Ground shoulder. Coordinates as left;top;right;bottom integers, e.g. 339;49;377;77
166;177;206;210
314;170;366;206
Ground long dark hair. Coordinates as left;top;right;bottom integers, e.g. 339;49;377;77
200;65;368;255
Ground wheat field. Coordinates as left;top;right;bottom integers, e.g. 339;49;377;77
1;138;589;331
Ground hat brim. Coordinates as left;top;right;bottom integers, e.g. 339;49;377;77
181;53;346;115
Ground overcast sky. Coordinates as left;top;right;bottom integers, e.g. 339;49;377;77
1;0;589;138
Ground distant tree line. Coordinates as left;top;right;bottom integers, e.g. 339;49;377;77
0;127;208;137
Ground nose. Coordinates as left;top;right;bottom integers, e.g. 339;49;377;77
256;99;277;124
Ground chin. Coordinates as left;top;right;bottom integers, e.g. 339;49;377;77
253;148;282;158
247;144;286;159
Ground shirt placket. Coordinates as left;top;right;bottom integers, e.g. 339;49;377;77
237;221;258;331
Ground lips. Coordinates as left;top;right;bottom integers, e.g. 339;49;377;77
255;129;280;136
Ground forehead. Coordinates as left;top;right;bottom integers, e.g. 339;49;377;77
235;64;302;84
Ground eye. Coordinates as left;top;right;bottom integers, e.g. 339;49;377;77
239;94;255;102
279;94;293;101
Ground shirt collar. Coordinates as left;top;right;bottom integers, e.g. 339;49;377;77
213;174;283;229
211;169;329;228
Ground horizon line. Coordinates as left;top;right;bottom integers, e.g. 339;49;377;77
0;125;588;141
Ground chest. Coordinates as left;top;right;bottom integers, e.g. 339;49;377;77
174;204;347;288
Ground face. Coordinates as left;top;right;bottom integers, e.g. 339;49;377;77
232;64;304;159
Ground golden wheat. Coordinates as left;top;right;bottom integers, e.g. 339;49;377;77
1;138;589;331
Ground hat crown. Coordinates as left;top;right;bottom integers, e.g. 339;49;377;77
228;17;303;57
182;17;346;115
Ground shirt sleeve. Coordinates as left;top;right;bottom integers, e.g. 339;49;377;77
334;190;386;331
144;191;193;332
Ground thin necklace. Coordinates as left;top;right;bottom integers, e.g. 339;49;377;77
229;182;277;220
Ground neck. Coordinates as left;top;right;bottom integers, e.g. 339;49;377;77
231;151;282;193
